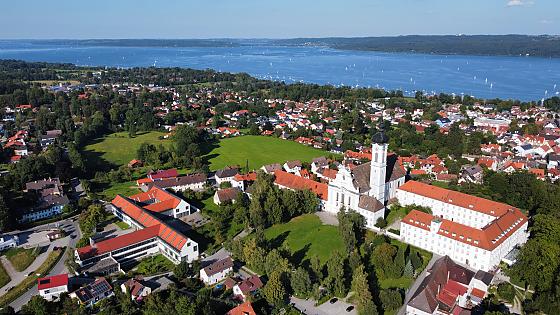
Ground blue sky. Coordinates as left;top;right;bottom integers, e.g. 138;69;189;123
1;0;557;39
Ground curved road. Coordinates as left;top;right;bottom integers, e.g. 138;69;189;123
8;218;81;311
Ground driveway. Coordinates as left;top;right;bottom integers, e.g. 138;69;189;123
315;211;339;226
291;296;357;315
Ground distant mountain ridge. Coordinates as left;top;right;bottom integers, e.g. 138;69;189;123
25;35;560;58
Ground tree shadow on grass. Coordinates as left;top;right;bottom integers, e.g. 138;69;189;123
268;231;290;250
290;243;311;267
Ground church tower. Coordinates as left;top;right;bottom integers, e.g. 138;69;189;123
370;123;388;203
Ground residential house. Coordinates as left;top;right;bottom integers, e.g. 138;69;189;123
214;187;242;205
70;278;114;308
227;302;256;315
261;163;282;174
233;275;263;301
215;167;240;186
283;160;302;173
38;274;69;301
406;256;493;315
121;278;152;302
459;165;484;184
200;256;234;285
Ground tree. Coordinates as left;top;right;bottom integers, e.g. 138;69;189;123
291;267;312;297
21;295;49;315
409;250;422;271
310;256;323;282
265;249;291;275
497;282;515;303
174;261;190;280
371;242;397;279
338;209;366;252
379;289;403;312
403;260;414;278
326;251;346;297
0;195;11;230
351;264;377;315
263;271;287;306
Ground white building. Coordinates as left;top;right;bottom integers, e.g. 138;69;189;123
38;274;69;301
76;187;199;274
200;257;234;285
325;129;406;229
143;173;207;192
397;180;529;271
0;235;18;251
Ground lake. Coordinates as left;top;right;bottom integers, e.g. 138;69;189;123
1;40;559;101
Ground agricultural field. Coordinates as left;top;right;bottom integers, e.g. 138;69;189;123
264;214;344;264
82;131;170;170
203;135;330;171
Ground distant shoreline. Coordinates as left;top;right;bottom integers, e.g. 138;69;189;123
3;35;560;58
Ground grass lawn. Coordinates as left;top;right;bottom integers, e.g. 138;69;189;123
100;180;140;200
264;214;344;265
379;276;414;289
4;247;39;272
82;131;170;170
115;221;130;230
0;263;10;288
134;254;175;275
385;205;408;227
0;247;64;307
431;181;450;189
203;136;330;171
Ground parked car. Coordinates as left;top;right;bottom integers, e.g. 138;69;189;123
330;298;338;304
346;306;354;312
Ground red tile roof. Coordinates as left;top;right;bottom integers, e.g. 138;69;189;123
398;180;518;218
273;170;328;200
403;208;526;251
233;172;257;182
128;186;181;213
38;274;68;290
77;225;160;260
471;288;486;299
227;302;256;315
148;169;178;181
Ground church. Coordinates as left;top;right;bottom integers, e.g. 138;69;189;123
325;126;406;228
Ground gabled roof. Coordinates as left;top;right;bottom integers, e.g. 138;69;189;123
128;186;181;213
235;275;263;294
227;301;256;315
202;257;234;277
402;208;526;251
148;169;178;180
398;180;519;218
216;167;239;178
149;173;207;189
358;195;384;213
273;170;328;200
38;273;68;290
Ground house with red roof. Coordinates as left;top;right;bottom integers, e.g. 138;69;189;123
397;180;529;271
406;256;493;314
227;302;256;315
38;274;69;301
233;275;263;301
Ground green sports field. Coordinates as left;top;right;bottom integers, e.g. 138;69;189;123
203;136;329;171
264;214;344;264
82;131;170;170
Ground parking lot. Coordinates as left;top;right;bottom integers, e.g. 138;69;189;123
290;296;357;315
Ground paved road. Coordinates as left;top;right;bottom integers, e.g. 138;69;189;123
9;218;81;311
397;254;440;315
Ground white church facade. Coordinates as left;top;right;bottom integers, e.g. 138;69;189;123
325;128;406;229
